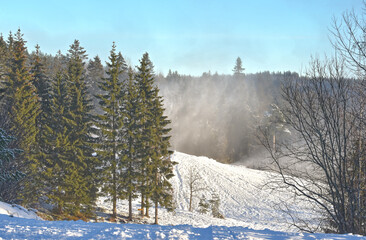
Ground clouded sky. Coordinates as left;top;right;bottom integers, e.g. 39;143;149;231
0;0;363;75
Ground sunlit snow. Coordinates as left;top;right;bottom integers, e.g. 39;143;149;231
0;152;362;239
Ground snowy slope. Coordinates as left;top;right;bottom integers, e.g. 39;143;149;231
167;152;318;231
0;151;363;239
96;152;318;232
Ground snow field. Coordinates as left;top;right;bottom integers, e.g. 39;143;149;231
0;151;362;239
0;214;364;239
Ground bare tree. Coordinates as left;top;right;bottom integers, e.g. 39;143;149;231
259;56;366;234
188;167;206;212
330;8;366;75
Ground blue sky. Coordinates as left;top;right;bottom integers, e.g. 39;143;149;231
0;0;363;75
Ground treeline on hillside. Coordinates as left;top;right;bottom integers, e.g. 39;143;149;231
157;68;299;163
0;29;174;224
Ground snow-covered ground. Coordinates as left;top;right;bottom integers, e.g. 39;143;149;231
0;151;363;239
0;214;363;239
97;152;318;231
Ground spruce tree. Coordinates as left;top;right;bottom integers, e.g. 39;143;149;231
43;71;74;214
28;45;52;203
150;87;175;224
233;57;245;77
134;53;175;222
134;52;157;217
64;40;96;215
122;67;141;221
95;43;126;220
0;29;41;204
0;32;16;200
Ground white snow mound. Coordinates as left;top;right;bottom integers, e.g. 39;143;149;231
0;201;41;220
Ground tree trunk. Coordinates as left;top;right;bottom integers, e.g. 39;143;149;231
154;200;158;224
128;193;132;221
272;133;276;152
112;167;117;219
189;187;193;212
140;194;144;216
112;137;117;220
112;192;117;219
145;198;150;217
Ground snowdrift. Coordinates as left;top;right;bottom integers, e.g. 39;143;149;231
0;201;40;220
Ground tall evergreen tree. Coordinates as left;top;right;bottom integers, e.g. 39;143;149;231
134;52;157;217
29;45;52;202
64;40;96;215
0;29;41;203
95;43;126;219
150;87;175;224
134;53;175;220
43;70;75;214
122;67;141;221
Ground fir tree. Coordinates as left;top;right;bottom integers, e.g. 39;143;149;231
233;57;245;77
43;70;74;214
122;67;141;221
150;87;175;224
0;29;41;203
134;52;175;223
134;52;157;217
95;43;126;219
64;40;96;215
29;45;52;203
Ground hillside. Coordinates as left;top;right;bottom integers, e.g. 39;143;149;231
96;152;318;231
162;152;319;231
0;152;362;239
